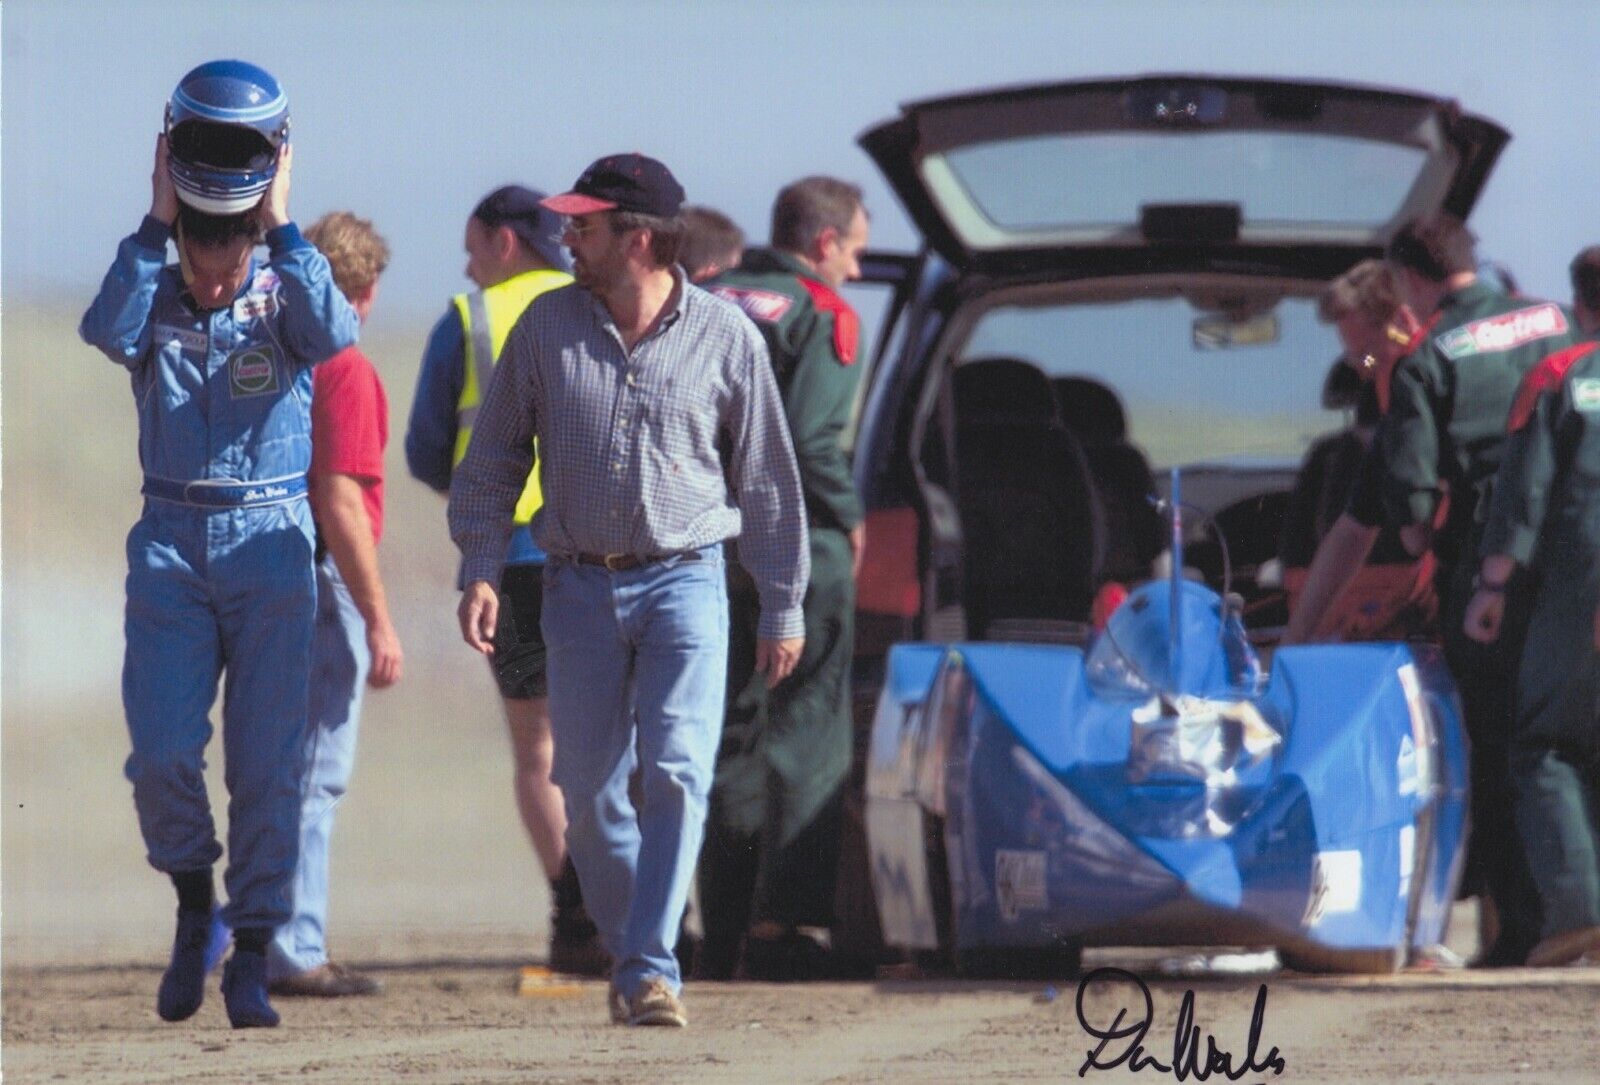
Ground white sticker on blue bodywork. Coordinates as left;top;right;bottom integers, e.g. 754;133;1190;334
1573;378;1600;412
1306;850;1362;926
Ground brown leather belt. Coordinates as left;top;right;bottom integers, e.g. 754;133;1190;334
573;551;701;571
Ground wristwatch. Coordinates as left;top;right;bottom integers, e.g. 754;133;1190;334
1471;571;1509;594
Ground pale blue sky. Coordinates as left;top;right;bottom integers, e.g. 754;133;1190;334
4;0;1598;321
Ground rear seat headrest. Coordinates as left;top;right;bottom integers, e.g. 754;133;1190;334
954;356;1058;425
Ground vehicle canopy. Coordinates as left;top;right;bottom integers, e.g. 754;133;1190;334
860;74;1508;278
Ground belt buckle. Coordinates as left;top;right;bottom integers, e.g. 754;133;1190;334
603;553;630;571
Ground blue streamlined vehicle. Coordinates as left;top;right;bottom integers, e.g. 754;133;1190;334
834;74;1508;974
864;475;1468;974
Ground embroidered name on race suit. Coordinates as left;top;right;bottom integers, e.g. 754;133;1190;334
1573;378;1600;412
228;343;282;398
709;285;794;324
1434;303;1569;360
153;323;208;354
241;483;292;502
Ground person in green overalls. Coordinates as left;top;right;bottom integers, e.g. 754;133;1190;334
1464;249;1600;968
1289;213;1584;965
698;177;871;980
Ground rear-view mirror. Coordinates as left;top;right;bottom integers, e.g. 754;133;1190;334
1192;311;1281;350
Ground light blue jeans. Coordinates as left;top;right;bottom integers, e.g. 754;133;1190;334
541;545;728;998
269;558;369;978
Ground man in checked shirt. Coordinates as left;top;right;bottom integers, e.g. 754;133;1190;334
448;154;808;1029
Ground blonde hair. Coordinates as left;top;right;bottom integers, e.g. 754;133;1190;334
305;211;390;300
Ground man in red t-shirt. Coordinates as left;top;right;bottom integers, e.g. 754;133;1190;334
268;211;404;997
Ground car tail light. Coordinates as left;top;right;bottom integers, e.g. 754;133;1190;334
856;506;921;617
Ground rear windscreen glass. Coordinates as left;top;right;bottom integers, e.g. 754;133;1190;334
959;294;1342;468
935;132;1426;239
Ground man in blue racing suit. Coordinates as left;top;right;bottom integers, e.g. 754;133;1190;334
79;90;358;1029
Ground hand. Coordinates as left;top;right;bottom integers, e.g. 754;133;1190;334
366;618;404;688
755;636;804;689
1463;588;1505;645
458;580;499;656
848;522;866;580
258;142;293;230
151;133;178;225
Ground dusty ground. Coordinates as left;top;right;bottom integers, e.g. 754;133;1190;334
6;949;1600;1084
7;304;1600;1083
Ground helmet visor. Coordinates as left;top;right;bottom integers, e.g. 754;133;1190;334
169;119;276;174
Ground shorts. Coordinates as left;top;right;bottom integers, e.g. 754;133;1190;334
492;563;548;700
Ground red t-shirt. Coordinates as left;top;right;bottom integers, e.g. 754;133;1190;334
310;346;388;544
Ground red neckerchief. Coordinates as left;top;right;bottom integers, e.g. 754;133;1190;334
1506;341;1600;433
1376;311;1443;415
796;277;859;365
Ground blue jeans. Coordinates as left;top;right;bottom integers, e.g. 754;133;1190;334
541;545;728;998
270;558;369;977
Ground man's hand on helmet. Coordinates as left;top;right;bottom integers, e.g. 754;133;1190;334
151;134;178;226
259;143;293;231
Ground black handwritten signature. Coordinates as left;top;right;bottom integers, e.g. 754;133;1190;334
1075;967;1286;1081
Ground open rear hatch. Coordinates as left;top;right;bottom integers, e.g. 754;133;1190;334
860;74;1508;276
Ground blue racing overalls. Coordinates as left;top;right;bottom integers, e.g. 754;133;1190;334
79;215;358;931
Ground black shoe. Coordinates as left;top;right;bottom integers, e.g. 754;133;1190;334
221;950;280;1028
549;912;612;977
740;929;831;982
156;907;212;1022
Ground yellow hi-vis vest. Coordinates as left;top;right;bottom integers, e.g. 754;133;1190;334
452;268;572;525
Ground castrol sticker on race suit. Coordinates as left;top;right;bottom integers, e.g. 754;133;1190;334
154;324;208;354
708;285;794;325
1434;303;1568;361
228;343;282;398
1572;378;1600;412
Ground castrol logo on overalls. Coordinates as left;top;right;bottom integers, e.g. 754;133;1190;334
1435;303;1568;360
228;344;282;398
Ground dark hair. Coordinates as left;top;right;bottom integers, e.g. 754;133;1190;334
771;176;863;253
177;202;262;249
1317;258;1402;326
678;206;745;278
610;210;684;268
1570;246;1600;313
1387;213;1476;282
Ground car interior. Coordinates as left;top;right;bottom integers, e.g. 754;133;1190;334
910;277;1341;642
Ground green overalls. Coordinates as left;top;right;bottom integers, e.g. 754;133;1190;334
699;249;865;974
1482;339;1600;940
1355;280;1583;961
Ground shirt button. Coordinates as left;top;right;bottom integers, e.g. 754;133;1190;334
626;372;637;386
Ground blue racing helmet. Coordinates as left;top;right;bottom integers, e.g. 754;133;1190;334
165;60;290;215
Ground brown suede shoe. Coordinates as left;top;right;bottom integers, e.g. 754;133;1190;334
626;976;687;1027
1526;925;1600;968
268;960;382;997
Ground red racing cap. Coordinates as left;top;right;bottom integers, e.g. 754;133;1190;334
541;153;685;217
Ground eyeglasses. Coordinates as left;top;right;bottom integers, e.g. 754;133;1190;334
562;216;609;239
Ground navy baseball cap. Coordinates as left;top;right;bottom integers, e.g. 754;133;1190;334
541;154;685;218
472;185;572;272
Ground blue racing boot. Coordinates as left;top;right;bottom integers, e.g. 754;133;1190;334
221;949;281;1028
156;907;212;1022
